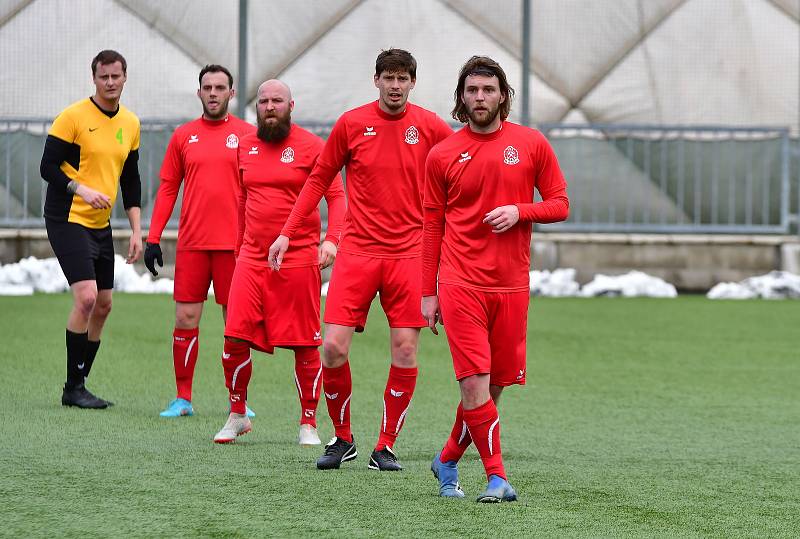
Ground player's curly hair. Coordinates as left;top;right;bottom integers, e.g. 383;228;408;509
451;56;514;124
375;48;417;79
91;50;127;76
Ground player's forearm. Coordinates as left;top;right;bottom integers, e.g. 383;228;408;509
281;163;338;238
322;176;346;246
40;135;74;191
126;206;142;235
236;185;247;254
516;193;569;224
421;206;445;295
146;177;182;243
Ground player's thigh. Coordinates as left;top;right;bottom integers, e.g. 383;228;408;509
487;290;530;386
91;226;115;291
264;265;323;347
174;250;213;303
224;261;271;352
438;283;492;380
378;256;426;328
323;251;380;332
209;250;236;306
45;219;96;285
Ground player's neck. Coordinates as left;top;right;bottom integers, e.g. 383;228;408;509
469;117;503;135
203;113;229;122
91;93;119;113
377;99;407;116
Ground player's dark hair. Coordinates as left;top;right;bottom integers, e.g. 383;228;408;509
199;64;234;88
375;48;417;79
91;50;127;76
451;56;514;123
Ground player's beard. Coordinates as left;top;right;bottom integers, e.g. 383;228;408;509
467;102;501;128
202;97;229;121
257;110;292;142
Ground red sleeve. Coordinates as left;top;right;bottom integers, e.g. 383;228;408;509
147;131;183;243
235;170;246;257
422;151;447;295
281;117;349;239
322;173;345;247
516;134;569;224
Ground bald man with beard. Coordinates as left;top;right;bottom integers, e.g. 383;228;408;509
213;80;346;445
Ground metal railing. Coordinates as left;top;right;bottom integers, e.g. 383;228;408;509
1;119;797;235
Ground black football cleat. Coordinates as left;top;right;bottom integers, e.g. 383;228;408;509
368;446;403;471
61;384;109;409
316;436;357;469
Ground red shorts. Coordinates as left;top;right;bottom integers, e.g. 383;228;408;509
323;251;426;332
225;260;322;352
438;283;530;386
173;250;235;305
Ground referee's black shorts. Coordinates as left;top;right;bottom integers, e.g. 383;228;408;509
45;219;115;290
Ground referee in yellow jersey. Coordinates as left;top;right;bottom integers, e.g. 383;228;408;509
40;50;142;409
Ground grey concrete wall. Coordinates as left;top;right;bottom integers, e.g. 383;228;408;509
2;229;798;292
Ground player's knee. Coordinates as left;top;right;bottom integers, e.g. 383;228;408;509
391;341;417;367
175;306;201;328
322;337;349;367
74;290;98;319
93;297;112;318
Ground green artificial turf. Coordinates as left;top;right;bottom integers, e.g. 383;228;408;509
0;294;797;537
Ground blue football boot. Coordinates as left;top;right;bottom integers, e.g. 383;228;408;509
476;474;517;503
159;398;194;417
431;453;465;498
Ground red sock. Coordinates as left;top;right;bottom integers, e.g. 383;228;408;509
463;399;506;480
293;347;322;427
440;401;472;463
173;327;199;401
376;365;417;450
221;340;251;415
322;362;352;442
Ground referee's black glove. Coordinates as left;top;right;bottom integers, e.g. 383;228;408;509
144;242;163;276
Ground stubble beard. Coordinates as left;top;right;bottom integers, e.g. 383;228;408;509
467;103;501;128
203;99;229;121
257;111;292;142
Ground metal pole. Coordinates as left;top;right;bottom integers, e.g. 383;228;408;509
521;0;531;126
237;0;248;119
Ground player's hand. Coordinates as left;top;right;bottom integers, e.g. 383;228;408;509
75;184;111;210
483;204;520;233
127;232;143;264
318;240;337;269
421;295;442;335
144;242;163;275
268;235;290;271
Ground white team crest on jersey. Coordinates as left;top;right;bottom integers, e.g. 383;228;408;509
503;145;520;165
226;134;239;149
404;125;419;145
280;147;295;163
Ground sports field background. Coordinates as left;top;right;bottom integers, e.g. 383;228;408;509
1;294;797;537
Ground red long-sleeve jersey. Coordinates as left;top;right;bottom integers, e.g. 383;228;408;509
237;125;345;268
148;115;254;249
280;101;453;258
423;122;569;294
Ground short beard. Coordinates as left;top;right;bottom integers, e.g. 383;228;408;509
202;101;229;121
467;104;501;128
257;112;291;142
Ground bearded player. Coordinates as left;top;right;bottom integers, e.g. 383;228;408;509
212;79;345;446
423;56;569;502
145;65;256;418
269;49;453;471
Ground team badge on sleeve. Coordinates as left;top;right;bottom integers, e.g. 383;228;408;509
503;145;520;165
404;125;419;145
226;134;239;149
280;147;295;163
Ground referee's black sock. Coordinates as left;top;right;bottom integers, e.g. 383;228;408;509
85;339;101;381
65;329;88;389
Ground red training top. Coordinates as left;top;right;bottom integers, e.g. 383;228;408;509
422;121;569;294
148;115;255;250
237;125;345;268
280;101;453;258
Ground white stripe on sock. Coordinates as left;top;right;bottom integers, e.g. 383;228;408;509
339;394;351;425
394;401;412;434
294;370;302;399
231;356;251;391
487;418;500;456
312;367;322;400
457;421;468;444
184;336;197;368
